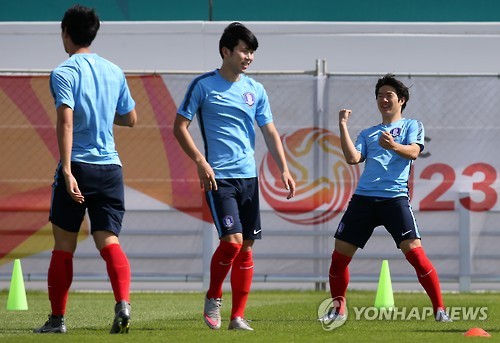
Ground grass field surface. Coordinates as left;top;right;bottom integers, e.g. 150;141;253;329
0;290;498;342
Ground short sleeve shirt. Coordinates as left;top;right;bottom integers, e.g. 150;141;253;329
354;118;425;198
177;70;273;178
50;53;135;165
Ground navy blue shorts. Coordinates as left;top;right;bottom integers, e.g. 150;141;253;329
205;178;262;240
49;162;125;236
334;194;421;249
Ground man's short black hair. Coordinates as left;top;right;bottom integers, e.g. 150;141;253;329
219;22;258;59
61;5;100;47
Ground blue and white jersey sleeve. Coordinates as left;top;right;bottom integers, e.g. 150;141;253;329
177;72;211;120
354;132;368;160
254;83;273;127
116;73;136;115
50;66;77;110
406;119;425;151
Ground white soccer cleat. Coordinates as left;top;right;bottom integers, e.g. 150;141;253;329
203;295;222;329
228;316;254;331
318;309;346;322
435;308;453;322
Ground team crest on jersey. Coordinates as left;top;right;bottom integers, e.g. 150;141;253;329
223;215;234;229
390;127;402;137
243;92;255;107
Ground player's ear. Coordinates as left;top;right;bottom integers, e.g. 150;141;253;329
221;46;229;58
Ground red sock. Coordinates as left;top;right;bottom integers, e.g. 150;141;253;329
100;243;131;303
207;241;242;299
328;250;352;315
230;249;254;319
405;247;444;312
48;250;73;316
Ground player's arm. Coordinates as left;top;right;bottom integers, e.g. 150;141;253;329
56;104;84;203
260;122;296;199
114;108;137;127
339;109;363;164
173;114;217;191
379;132;421;160
395;142;421;160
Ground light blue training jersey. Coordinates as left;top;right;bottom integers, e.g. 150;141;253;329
354;118;425;198
50;53;136;165
177;69;273;178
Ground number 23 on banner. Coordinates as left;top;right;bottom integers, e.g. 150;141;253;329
411;162;498;212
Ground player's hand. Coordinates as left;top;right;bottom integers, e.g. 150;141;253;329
378;131;395;150
282;171;296;199
339;109;352;124
65;174;84;204
197;161;217;191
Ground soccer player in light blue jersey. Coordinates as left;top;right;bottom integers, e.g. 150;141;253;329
34;5;137;334
320;74;451;324
174;22;296;331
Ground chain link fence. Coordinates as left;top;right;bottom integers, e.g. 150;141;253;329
1;70;499;291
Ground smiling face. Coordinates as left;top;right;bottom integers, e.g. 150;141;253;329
221;39;254;76
377;85;405;122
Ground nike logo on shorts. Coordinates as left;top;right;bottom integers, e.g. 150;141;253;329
401;230;412;236
253;229;262;235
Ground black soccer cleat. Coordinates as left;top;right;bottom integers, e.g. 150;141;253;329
33;314;67;334
110;300;131;334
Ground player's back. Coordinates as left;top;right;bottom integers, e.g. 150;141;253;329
50;54;131;164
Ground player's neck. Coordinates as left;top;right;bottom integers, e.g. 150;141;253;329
69;47;91;56
218;66;241;83
381;112;402;125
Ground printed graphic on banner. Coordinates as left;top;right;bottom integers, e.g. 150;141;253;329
0;75;204;264
260;127;360;225
3;74;500;266
0;76;91;264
